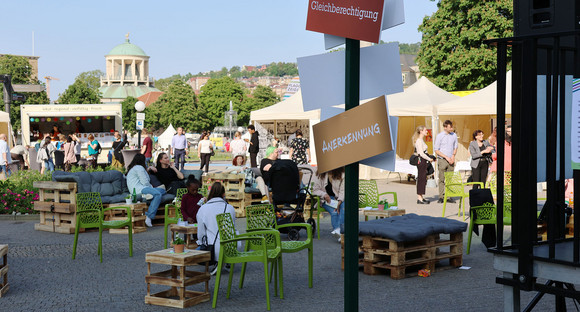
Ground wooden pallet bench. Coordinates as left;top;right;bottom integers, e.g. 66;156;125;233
361;233;463;279
0;245;8;297
203;173;246;218
33;181;83;234
103;202;147;234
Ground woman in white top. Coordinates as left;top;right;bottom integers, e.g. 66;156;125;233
197;133;213;173
229;131;246;157
413;126;435;204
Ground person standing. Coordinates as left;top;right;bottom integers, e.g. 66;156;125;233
434;120;458;203
247;125;259;168
71;134;81;163
240;127;251;157
87;134;100;169
171;127;188;171
10;144;30;170
38;136;56;174
141;129;153;165
469;130;494;189
413;126;435;204
229;131;246;157
0;134;12;178
198;133;213;173
112;130;128;167
289;129;310;165
63;136;78;171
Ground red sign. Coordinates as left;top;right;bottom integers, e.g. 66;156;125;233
306;0;385;43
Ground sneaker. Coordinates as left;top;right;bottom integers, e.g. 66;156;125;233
145;217;153;228
210;264;219;276
331;228;341;236
260;196;270;203
338;236;341;243
437;198;444;204
447;198;456;203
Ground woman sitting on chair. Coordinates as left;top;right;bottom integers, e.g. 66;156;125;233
126;153;167;228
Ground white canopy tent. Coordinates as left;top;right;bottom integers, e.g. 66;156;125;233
157;124;176;150
0;111;13;147
250;90;320;121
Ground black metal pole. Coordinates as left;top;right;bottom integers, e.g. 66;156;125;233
137;130;142;149
344;37;360;312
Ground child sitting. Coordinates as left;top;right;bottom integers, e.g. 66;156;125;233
181;178;204;224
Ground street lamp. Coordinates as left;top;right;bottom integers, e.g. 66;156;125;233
135;100;145;148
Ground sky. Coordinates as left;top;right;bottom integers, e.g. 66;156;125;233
0;0;438;102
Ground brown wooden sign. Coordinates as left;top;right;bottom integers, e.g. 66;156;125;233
313;96;392;173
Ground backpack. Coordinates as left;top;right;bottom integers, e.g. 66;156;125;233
95;141;102;155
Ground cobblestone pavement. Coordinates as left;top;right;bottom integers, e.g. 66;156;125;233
0;176;569;311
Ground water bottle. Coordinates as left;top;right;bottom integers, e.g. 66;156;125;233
132;188;137;203
197;197;205;206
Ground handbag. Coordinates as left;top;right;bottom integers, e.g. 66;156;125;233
199;202;227;264
409;154;419;166
210;150;215;157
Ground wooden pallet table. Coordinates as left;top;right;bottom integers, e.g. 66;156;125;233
145;249;211;308
0;245;8;297
103;202;147;234
33;181;82;234
361;233;463;279
363;208;406;221
169;224;198;249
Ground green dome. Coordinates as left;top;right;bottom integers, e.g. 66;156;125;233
106;39;147;56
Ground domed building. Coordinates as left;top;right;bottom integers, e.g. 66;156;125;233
99;34;161;103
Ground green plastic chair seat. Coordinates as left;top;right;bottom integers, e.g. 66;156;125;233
213;213;283;311
442;171;483;221
73;192;133;263
245;204;314;288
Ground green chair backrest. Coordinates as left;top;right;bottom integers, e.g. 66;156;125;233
75;192;103;227
176;188;188;201
444;171;465;197
216;212;238;258
359;179;379;207
245;204;278;248
472;202;497;224
174;188;188;220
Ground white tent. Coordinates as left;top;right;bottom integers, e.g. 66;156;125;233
0;111;13;147
157;124;176;150
250;90;320;121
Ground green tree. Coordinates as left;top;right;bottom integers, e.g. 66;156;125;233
416;0;513;91
236;85;279;126
121;96;139;132
0;55;49;131
75;70;104;91
198;77;245;129
151;80;209;132
155;74;185;92
58;79;101;104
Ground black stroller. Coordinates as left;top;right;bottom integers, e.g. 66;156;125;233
269;159;314;240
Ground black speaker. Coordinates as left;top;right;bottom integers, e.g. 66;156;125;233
514;0;579;36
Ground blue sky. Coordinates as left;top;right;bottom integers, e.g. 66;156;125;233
0;1;438;101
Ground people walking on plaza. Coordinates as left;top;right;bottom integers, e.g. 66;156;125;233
0;134;12;179
469;130;494;189
126;153;166;228
289;129;310;165
229;131;246;157
141;129;153;165
38;136;56;174
63;136;78;172
312;167;345;241
171;127;188;171
196;181;236;275
198;133;213;173
413;126;435;204
247;125;259;168
10;144;29;170
434;120;458;203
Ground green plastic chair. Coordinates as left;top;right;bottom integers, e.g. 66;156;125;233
73;192;133;262
213;212;283;311
442;171;483;221
164;188;188;248
245;204;313;288
313;196;326;240
359;179;398;209
467;202;512;254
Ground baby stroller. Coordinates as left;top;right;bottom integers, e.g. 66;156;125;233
269;159;314;240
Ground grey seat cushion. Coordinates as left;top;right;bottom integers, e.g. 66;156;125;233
52;170;130;204
356;213;468;242
181;169;203;182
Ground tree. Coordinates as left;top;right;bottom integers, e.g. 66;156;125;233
236;85;280;126
198;77;245;129
0;55;49;131
75;70;104;91
155;74;184;92
58;79;101;104
151;80;209;132
121;96;139;133
416;0;513;91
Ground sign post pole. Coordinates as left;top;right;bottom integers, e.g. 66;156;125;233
344;37;359;312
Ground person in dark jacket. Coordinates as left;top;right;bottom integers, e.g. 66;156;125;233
247;125;259;168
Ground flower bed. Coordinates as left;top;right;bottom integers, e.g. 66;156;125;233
0;171;52;215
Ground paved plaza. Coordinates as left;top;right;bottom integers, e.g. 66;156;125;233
0;170;567;311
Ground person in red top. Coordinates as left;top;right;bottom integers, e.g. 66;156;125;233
141;128;153;165
181;178;204;224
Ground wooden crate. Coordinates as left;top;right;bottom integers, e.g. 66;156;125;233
361;233;463;279
244;192;264;207
0;245;8;297
340;235;364;271
103;203;147;234
228;198;246;218
33;181;83;234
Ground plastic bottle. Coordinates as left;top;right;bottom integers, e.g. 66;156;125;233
132;188;137;203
